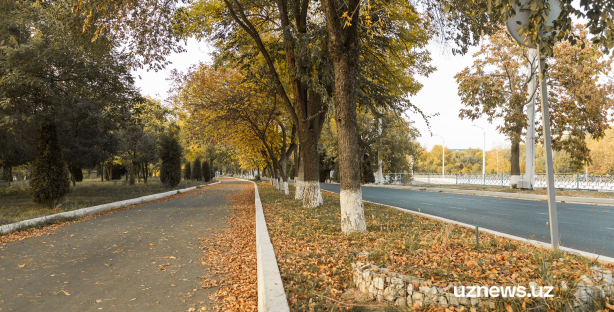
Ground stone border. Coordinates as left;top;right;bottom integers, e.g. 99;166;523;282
352;252;613;310
366;184;614;207
0;181;220;235
320;189;614;266
234;178;290;311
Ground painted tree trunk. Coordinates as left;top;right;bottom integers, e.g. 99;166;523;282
295;148;304;200
300;135;322;208
321;0;366;233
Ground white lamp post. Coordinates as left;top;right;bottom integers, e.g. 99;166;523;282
472;125;486;185
433;134;445;178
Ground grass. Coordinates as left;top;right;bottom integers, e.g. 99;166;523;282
258;183;614;311
0;178;214;226
381;183;614;199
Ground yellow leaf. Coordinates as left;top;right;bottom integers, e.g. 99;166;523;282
17;264;25;268
63;290;71;296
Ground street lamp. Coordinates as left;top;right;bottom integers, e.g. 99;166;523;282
472;125;486;185
433;134;445;178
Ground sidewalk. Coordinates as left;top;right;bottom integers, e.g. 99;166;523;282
0;181;243;312
365;184;614;206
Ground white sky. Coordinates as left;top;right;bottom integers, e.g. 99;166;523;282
133;39;509;152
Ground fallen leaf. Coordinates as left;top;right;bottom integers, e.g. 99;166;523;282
62;291;70;296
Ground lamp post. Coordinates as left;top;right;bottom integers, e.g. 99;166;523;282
472;125;486;185
433;134;445;178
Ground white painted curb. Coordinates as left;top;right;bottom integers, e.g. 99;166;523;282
233;178;290;312
0;181;221;235
321;189;614;266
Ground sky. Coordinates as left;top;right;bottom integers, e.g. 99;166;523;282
132;39;510;152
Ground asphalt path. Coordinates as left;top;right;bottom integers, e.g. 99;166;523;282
0;178;251;312
317;183;614;258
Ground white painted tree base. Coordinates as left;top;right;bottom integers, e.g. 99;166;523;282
295;180;304;200
340;188;367;233
273;179;279;190
303;181;323;208
283;182;289;195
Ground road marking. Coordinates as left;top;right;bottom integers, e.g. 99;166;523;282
449;206;465;210
418;203;434;206
559;221;581;225
484;211;511;216
535;212;549;215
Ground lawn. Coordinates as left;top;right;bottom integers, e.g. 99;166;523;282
258;183;613;311
0;178;214;226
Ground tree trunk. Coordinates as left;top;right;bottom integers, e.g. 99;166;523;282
322;0;366;233
511;140;520;176
100;163;103;182
295;148;304;200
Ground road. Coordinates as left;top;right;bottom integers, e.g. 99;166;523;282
0;179;251;312
318;183;614;258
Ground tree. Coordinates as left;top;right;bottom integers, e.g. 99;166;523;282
202;159;211;182
184;162;192;180
456;27;613;174
29;118;70;209
159;132;182;187
191;158;203;181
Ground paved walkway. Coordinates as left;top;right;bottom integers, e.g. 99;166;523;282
0;178;251;312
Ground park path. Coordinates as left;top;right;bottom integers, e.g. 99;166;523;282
0;178;252;312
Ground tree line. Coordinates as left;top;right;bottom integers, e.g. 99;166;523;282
0;1;185;208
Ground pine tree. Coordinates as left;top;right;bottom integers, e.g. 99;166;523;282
191;159;202;181
184;162;192;180
159;134;182;187
202;160;210;182
29;118;70;209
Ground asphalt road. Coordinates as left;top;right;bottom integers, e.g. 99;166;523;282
0;179;250;312
318;183;614;258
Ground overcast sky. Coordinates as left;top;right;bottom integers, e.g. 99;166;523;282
133;39;509;152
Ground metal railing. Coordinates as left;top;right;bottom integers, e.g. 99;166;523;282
385;173;614;192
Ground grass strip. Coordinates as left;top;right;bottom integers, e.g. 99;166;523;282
259;183;614;311
0;178;212;226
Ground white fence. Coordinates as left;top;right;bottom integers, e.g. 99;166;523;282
386;173;614;192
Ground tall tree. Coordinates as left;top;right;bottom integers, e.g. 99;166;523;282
456;27;613;173
29;118;70;209
159;131;183;187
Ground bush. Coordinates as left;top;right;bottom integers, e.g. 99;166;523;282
191;159;202;181
29;118;70;209
159;134;182;187
184;162;192;180
68;165;83;186
202;160;210;182
255;175;261;181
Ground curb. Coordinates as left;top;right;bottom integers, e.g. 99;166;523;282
0;181;221;236
365;184;614;207
321;189;614;266
234;178;290;311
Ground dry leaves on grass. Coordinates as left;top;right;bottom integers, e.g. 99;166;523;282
200;185;257;311
0;186;216;245
259;183;613;311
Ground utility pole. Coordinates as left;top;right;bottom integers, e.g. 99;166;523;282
522;49;537;189
473;125;486;185
433;134;445;178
